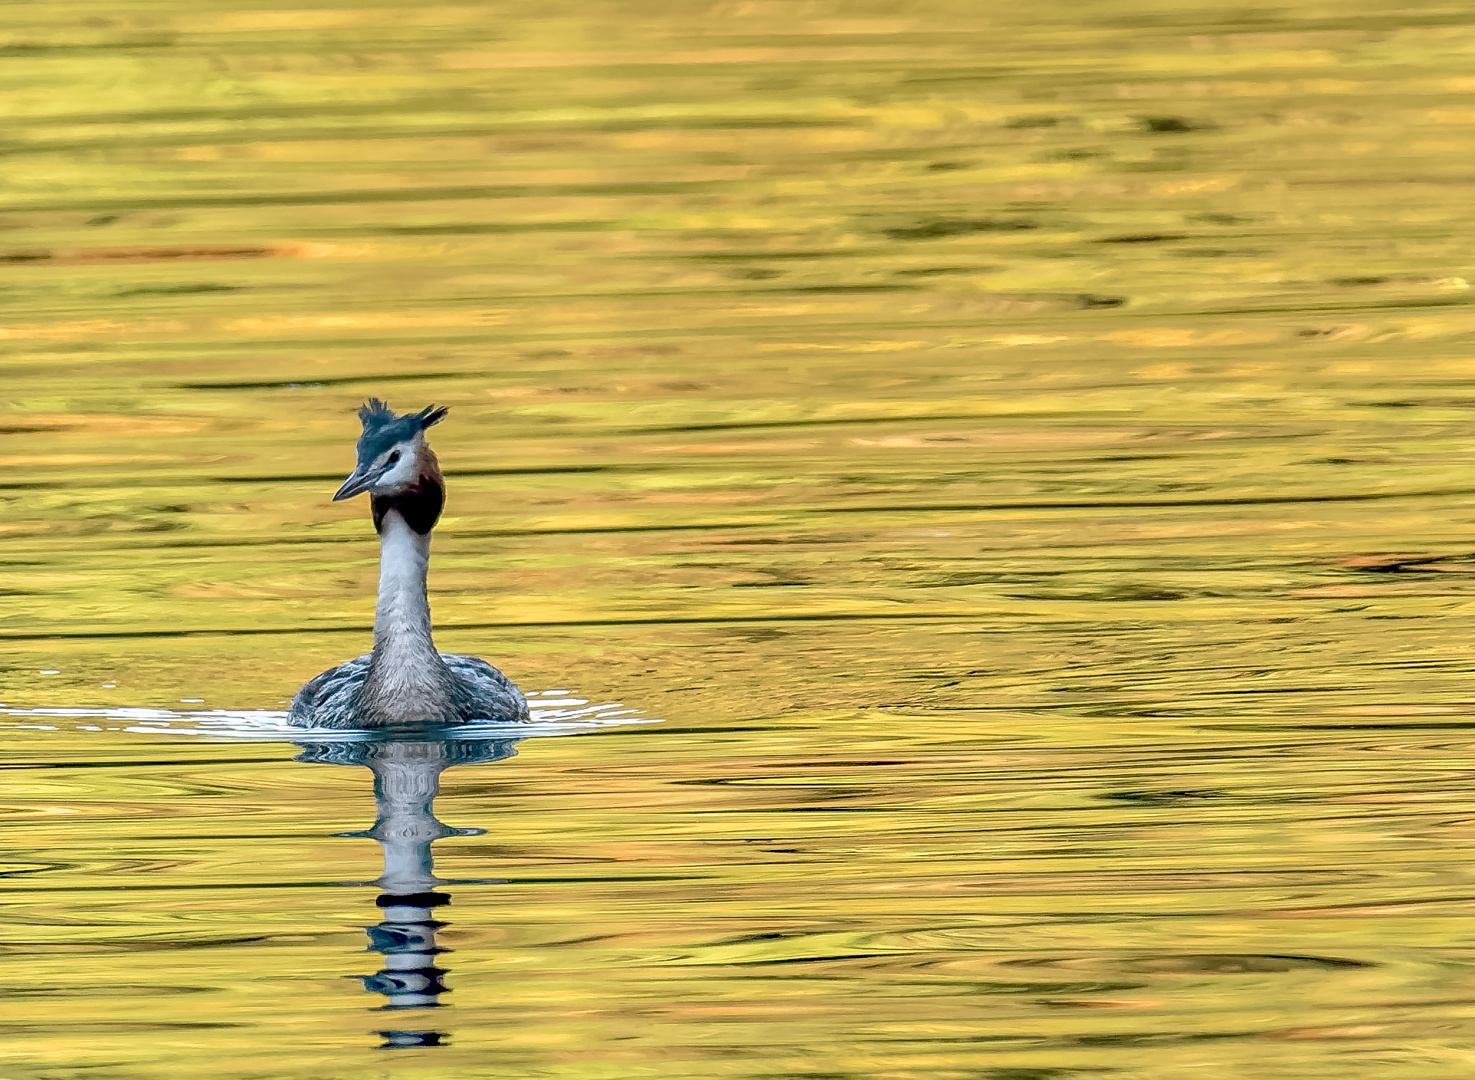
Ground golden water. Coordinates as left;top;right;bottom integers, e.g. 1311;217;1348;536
7;0;1475;1075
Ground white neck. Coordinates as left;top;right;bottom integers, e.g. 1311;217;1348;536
375;510;435;649
363;510;449;717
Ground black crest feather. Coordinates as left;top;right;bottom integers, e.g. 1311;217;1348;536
354;399;448;465
415;404;449;429
358;397;395;425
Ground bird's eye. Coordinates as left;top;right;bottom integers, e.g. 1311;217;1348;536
386;451;401;466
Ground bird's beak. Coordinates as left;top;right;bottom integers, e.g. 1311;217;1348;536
333;465;377;501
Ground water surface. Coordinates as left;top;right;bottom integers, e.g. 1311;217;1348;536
6;1;1475;1076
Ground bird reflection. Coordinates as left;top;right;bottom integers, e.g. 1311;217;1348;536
294;733;523;1049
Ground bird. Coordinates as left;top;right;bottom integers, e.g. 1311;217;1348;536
289;399;529;728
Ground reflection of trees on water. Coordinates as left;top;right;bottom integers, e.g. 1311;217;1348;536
295;736;521;1049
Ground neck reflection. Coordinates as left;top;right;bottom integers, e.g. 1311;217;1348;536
295;734;521;1049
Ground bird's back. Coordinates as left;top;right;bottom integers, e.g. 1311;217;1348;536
289;653;529;727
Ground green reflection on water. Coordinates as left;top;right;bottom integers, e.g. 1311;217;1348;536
6;0;1475;1076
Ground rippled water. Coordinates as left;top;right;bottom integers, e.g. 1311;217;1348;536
9;1;1475;1076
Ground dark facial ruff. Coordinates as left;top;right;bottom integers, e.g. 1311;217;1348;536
372;474;445;535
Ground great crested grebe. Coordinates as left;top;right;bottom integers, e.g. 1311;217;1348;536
288;399;529;728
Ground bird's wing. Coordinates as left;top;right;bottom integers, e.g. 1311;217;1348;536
287;653;372;726
441;653;531;722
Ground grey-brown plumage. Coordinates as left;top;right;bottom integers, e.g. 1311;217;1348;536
289;400;529;728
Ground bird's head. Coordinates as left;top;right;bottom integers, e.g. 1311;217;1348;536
334;398;448;502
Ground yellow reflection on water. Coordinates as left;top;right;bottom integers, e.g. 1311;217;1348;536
6;0;1475;1076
